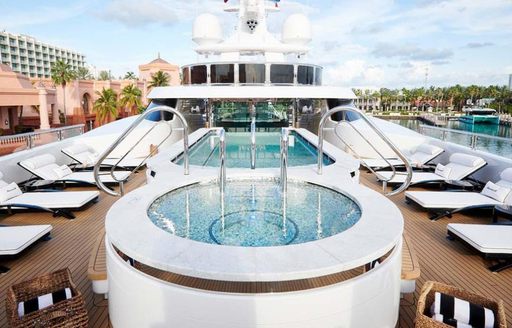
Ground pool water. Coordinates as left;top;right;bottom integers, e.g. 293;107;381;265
148;180;361;247
174;132;334;168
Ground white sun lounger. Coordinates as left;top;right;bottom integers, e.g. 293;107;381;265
0;224;52;273
0;225;52;256
405;168;512;220
447;223;512;272
377;153;486;186
0;172;99;219
362;144;444;169
62;143;144;169
19;154;130;187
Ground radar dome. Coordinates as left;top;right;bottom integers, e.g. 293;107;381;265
282;14;312;46
192;14;223;46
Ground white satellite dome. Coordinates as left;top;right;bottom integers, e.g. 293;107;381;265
282;14;312;46
192;14;223;46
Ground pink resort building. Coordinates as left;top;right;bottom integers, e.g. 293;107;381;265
0;56;179;136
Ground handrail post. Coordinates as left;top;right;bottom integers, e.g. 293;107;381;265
250;116;256;170
94;105;189;197
280;128;289;194
217;128;226;195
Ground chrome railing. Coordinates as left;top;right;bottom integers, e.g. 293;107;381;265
280;128;289;194
317;106;413;196
94;106;189;197
332;121;397;189
250;116;256;170
217;128;226;195
0;124;85;153
419;124;512;151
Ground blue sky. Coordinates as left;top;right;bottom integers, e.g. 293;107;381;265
1;0;511;88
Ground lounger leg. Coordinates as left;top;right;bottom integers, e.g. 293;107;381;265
0;265;9;273
42;232;52;241
430;211;452;221
53;209;76;220
489;260;512;273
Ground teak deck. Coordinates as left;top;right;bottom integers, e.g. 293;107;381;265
1;170;511;327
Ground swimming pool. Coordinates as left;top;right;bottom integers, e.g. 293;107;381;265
148;179;361;247
173;131;334;168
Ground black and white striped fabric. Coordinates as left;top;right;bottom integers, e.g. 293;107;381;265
430;292;495;328
17;288;72;317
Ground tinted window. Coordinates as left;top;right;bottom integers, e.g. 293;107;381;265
315;67;323;85
297;65;314;85
239;64;265;84
182;67;190;85
190;65;207;84
270;64;294;84
211;64;234;84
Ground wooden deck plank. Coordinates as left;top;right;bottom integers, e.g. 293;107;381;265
0;169;511;328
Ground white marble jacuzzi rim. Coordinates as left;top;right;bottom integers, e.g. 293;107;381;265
145;127;361;177
106;167;403;282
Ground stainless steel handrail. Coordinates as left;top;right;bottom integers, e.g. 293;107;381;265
217;128;226;195
331;121;397;187
250;116;256;170
317;106;413;196
280;128;289;194
94;105;190;197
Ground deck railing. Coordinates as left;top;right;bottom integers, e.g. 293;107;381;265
0;124;85;155
419;124;512;151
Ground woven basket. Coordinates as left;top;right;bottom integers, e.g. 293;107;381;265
415;281;507;328
5;268;89;328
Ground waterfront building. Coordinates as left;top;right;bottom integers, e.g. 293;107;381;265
0;64;56;135
508;74;512;91
0;31;86;78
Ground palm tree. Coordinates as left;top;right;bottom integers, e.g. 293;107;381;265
51;60;76;125
98;70;111;81
120;84;142;116
148;71;170;89
94;88;118;126
75;67;92;80
124;72;137;80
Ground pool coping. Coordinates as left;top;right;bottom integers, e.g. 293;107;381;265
106;168;403;282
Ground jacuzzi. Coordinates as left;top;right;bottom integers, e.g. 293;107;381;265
106;165;404;327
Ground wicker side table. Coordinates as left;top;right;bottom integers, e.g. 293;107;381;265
6;268;88;328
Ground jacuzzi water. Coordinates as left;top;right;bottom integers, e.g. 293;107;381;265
174;132;334;168
148;180;361;247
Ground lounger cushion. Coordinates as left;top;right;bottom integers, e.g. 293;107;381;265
405;191;502;209
481;182;510;203
21;154;56;170
52;165;72;179
447;224;512;254
499;168;512;185
449;153;485;168
416;144;441;156
0;225;52;256
63;144;99;165
435;164;452;179
0;183;22;202
1;190;100;208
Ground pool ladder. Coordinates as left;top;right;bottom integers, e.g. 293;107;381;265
94;105;190;197
250;116;256;170
217;128;226;195
280;128;289;194
317;105;413;196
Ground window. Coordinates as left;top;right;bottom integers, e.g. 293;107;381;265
190;65;207;84
239;64;265;84
315;67;322;85
270;64;294;84
210;64;234;84
297;65;314;85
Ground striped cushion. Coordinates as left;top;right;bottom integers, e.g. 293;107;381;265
430;292;495;328
17;288;72;317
